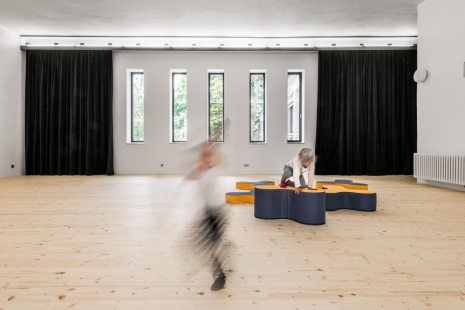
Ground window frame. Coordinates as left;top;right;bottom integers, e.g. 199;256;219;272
249;71;266;143
208;72;225;143
287;71;303;143
171;71;188;143
126;69;144;144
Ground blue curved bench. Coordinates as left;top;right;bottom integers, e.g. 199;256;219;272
254;186;326;225
323;185;377;212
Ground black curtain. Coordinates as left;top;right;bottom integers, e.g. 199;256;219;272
315;50;417;175
25;50;114;175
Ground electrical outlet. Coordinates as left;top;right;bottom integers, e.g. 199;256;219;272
160;164;164;167
11;165;14;168
244;164;249;167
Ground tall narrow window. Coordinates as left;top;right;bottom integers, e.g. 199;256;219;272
287;72;302;142
132;72;144;142
250;72;265;142
208;73;224;142
172;73;187;142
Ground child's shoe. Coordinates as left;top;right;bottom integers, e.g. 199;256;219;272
279;180;290;188
211;272;226;291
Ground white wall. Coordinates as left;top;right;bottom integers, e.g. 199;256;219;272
0;25;23;178
417;0;465;191
113;51;318;174
417;0;465;154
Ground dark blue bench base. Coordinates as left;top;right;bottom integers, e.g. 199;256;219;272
325;191;377;212
254;186;326;225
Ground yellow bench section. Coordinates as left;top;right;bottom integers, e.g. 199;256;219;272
236;181;275;190
226;181;276;204
316;179;368;190
225;190;255;204
322;185;375;194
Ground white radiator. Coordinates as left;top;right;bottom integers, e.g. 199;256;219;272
414;153;465;186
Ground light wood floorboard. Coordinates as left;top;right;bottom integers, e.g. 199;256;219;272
0;175;464;310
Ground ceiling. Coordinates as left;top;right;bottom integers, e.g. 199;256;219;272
0;0;424;37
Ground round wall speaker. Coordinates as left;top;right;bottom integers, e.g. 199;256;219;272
414;69;428;82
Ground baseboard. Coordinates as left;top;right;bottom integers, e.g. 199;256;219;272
417;179;465;192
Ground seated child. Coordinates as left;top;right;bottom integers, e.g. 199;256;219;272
279;148;316;194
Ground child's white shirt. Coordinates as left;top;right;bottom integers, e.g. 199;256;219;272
286;159;315;188
197;165;223;207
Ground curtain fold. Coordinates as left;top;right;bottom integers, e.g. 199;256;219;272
315;50;417;175
26;50;114;175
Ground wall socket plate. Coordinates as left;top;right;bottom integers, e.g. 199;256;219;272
160;164;164;167
244;164;249;167
11;165;14;168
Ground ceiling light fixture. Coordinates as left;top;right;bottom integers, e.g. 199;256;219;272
20;36;418;51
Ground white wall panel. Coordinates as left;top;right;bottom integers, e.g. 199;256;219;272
113;51;318;174
417;0;465;154
0;25;23;178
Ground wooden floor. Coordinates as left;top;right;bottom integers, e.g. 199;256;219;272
0;175;464;310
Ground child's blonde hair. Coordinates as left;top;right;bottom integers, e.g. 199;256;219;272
298;148;316;164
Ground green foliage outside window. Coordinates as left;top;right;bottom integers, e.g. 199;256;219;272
173;74;187;141
250;74;264;141
132;73;144;142
209;74;224;142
